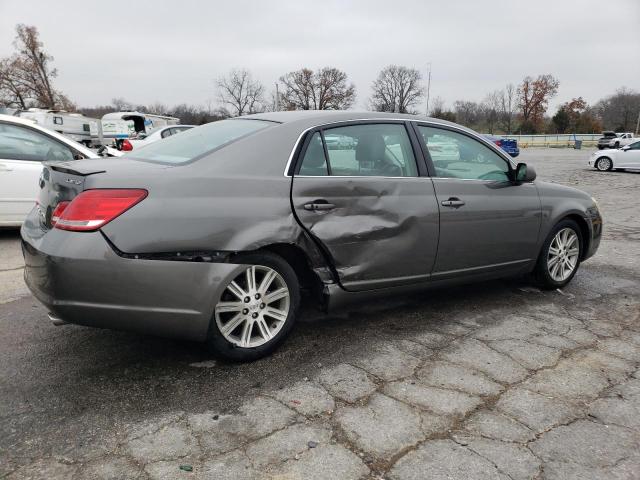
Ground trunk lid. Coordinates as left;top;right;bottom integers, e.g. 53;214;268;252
37;163;100;229
37;157;171;230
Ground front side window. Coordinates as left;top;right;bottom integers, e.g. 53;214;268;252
127;119;274;164
0;123;74;162
627;141;640;150
298;123;418;177
417;126;511;181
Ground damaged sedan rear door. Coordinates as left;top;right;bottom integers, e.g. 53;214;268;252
290;121;439;292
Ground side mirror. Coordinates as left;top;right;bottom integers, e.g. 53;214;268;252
515;163;536;183
622;145;630;151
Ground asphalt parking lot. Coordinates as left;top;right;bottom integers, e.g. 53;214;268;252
1;148;639;480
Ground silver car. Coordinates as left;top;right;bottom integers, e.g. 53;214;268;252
21;111;602;361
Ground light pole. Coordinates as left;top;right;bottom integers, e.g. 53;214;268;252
635;109;640;136
425;62;432;116
275;82;280;112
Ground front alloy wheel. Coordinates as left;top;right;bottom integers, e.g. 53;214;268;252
596;157;612;171
532;219;583;289
547;228;580;282
207;252;300;361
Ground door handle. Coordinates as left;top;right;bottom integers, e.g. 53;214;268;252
303;201;336;211
441;197;465;208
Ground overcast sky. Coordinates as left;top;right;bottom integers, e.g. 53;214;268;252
1;0;638;113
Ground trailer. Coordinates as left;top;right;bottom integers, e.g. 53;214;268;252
101;111;179;136
16;108;97;146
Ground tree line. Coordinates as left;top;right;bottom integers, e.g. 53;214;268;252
1;24;638;134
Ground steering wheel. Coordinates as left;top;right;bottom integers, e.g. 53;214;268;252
478;170;507;180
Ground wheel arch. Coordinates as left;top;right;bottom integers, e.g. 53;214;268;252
557;213;591;260
231;242;329;307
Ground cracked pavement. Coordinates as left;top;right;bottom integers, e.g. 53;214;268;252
1;148;639;479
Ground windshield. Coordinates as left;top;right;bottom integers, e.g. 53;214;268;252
126;119;274;164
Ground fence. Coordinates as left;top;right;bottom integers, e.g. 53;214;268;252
495;133;601;148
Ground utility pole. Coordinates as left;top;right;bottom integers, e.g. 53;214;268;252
636;109;640;136
425;62;432;116
275;82;280;112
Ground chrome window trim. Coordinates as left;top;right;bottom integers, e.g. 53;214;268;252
293;175;421;179
284;118;461;177
284;118;516;177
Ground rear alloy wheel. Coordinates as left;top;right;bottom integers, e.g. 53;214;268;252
208;252;299;361
595;157;612;171
532;219;583;289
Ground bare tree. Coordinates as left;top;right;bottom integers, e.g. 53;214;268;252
0;57;29;108
453;100;481;127
0;24;70;109
594;87;640;132
481;92;501;133
111;97;133;111
517;74;559;132
279;67;355;110
370;65;423;113
497;83;516;134
217;69;265;116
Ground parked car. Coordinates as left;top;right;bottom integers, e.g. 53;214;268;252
21;111;602;361
123;125;194;151
597;131;619;149
607;132;635;149
483;134;520;158
589;141;640;171
0;114;100;227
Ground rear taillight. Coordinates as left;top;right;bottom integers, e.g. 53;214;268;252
494;140;502;147
54;189;147;231
51;201;69;226
121;139;133;151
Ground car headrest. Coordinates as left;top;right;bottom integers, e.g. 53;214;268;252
355;133;385;163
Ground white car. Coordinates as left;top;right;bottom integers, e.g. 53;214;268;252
124;125;194;151
589;141;640;171
0;114;99;226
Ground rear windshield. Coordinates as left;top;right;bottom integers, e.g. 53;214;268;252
126;119;274;164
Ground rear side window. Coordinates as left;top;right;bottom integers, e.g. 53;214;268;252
297;123;418;177
0;123;74;162
127;119;273;164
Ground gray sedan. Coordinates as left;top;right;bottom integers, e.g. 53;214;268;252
21;111;602;361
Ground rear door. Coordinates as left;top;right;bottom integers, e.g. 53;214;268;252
291;121;440;291
0;122;75;224
414;123;541;278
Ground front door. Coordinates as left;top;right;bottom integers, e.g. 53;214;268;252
616;141;640;169
291;122;440;291
0;122;75;224
414;124;541;278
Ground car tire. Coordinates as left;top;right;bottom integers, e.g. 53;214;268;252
207;251;300;362
532;219;583;290
614;142;620;149
595;157;613;171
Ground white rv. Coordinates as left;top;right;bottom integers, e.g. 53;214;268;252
17;108;97;146
101;112;179;136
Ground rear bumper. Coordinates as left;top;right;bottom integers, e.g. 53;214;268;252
20;208;247;341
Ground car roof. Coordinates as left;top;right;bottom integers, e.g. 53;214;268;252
247;110;457;126
0;113;36;126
